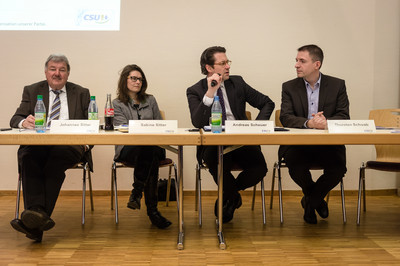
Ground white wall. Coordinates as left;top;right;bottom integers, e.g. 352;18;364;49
0;0;398;192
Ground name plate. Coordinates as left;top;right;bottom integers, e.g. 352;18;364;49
225;120;274;133
327;120;376;133
128;120;177;133
50;120;99;133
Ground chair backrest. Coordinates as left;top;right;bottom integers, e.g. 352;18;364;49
247;109;284;127
369;109;400;163
160;110;166;120
245;111;251;120
275;110;283;127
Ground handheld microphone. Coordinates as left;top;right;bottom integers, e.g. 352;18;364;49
211;73;221;87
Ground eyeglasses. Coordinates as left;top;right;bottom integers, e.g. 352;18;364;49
128;76;143;82
214;60;232;66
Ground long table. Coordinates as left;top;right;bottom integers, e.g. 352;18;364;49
201;128;400;249
2;128;399;250
0;128;201;250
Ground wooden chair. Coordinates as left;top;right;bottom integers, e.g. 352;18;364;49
15;161;94;225
110;110;178;224
195;111;267;226
270;110;347;224
357;108;400;225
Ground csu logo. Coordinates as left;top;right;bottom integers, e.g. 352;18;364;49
83;14;110;24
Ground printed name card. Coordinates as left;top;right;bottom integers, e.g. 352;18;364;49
225;120;274;133
128;120;177;133
327;120;376;133
50;120;99;133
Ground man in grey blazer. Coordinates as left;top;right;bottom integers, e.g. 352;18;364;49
279;45;350;224
10;54;91;242
187;46;275;223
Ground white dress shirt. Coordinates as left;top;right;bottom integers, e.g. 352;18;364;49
202;81;236;120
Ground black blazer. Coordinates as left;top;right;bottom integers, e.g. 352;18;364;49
10;80;93;171
278;73;350;158
187;75;275;163
187;75;275;128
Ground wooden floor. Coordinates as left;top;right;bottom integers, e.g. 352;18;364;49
1;193;400;265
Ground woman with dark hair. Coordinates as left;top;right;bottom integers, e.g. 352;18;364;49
112;64;171;229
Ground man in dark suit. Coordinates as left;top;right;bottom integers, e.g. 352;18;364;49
279;44;350;224
10;54;91;241
187;46;275;223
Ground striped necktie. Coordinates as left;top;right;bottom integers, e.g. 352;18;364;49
48;90;61;126
216;87;227;125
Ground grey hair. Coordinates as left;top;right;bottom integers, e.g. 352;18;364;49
45;54;70;72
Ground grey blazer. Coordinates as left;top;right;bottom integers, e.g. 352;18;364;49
113;95;162;160
10;80;90;127
10;80;93;170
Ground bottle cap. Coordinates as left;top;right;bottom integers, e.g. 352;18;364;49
37;95;43;100
90;96;96;100
214;96;219;101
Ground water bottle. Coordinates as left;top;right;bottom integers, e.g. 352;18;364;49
211;96;222;133
88;96;98;120
34;95;46;133
104;93;114;131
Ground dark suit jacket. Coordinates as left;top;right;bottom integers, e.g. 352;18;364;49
10;80;93;170
278;73;350;158
187;75;275;128
187;75;275;162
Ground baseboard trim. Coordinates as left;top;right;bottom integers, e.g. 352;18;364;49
0;189;397;197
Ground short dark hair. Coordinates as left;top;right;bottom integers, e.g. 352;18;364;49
298;44;324;68
117;64;148;104
200;46;226;75
45;54;70;72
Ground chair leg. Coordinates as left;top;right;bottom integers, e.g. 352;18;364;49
196;164;202;226
260;178;266;225
340;179;346;224
82;166;86;225
15;174;22;220
362;166;366;212
86;163;94;211
195;165;199;212
357;164;365;225
278;164;284;224
111;163;115;210
251;184;256;211
166;165;172;207
270;162;278;209
112;162;119;224
172;163;179;212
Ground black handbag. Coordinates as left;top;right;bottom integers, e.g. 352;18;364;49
157;178;176;201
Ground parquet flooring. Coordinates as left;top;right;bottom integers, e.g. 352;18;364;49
0;193;399;265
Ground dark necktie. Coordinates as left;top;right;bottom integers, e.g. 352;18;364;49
48;90;61;126
216;87;227;125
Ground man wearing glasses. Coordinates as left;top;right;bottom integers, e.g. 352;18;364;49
186;46;275;223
